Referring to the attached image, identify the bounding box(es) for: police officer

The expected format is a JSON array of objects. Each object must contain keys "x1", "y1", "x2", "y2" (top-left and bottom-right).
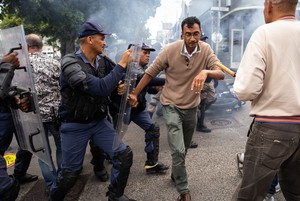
[
  {"x1": 0, "y1": 52, "x2": 31, "y2": 201},
  {"x1": 109, "y1": 43, "x2": 169, "y2": 173},
  {"x1": 49, "y1": 21, "x2": 135, "y2": 201}
]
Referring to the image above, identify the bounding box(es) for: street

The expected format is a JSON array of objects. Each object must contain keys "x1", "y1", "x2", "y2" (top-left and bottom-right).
[{"x1": 7, "y1": 103, "x2": 285, "y2": 201}]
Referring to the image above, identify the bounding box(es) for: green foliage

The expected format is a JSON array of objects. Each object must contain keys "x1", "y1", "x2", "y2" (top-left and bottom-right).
[{"x1": 0, "y1": 0, "x2": 161, "y2": 56}]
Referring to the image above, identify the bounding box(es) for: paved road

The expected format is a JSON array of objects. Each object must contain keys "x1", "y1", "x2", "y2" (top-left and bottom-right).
[{"x1": 7, "y1": 102, "x2": 285, "y2": 201}]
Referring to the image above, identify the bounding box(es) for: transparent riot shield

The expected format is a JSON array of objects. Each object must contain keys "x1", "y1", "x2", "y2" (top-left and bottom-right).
[
  {"x1": 113, "y1": 43, "x2": 142, "y2": 150},
  {"x1": 0, "y1": 25, "x2": 54, "y2": 170}
]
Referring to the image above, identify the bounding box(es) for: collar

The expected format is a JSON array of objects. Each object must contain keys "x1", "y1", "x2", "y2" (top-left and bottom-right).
[
  {"x1": 75, "y1": 49, "x2": 100, "y2": 68},
  {"x1": 183, "y1": 43, "x2": 199, "y2": 59}
]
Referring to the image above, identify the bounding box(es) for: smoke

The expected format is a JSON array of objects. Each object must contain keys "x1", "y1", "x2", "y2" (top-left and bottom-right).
[{"x1": 82, "y1": 0, "x2": 161, "y2": 61}]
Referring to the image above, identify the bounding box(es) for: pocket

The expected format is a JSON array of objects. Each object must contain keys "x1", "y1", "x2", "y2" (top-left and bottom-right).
[{"x1": 252, "y1": 123, "x2": 296, "y2": 170}]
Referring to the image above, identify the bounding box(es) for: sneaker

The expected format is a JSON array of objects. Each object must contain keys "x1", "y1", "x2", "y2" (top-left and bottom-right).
[
  {"x1": 236, "y1": 153, "x2": 243, "y2": 176},
  {"x1": 275, "y1": 183, "x2": 281, "y2": 193},
  {"x1": 263, "y1": 193, "x2": 274, "y2": 201},
  {"x1": 177, "y1": 192, "x2": 191, "y2": 201},
  {"x1": 145, "y1": 161, "x2": 169, "y2": 173}
]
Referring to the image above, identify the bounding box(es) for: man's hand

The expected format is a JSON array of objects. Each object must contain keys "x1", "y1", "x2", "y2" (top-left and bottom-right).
[
  {"x1": 15, "y1": 96, "x2": 30, "y2": 112},
  {"x1": 118, "y1": 49, "x2": 132, "y2": 68},
  {"x1": 191, "y1": 70, "x2": 208, "y2": 94},
  {"x1": 128, "y1": 93, "x2": 138, "y2": 108},
  {"x1": 117, "y1": 81, "x2": 128, "y2": 95},
  {"x1": 1, "y1": 52, "x2": 20, "y2": 68}
]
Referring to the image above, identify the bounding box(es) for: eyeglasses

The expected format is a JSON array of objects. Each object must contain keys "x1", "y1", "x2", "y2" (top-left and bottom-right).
[{"x1": 184, "y1": 32, "x2": 201, "y2": 39}]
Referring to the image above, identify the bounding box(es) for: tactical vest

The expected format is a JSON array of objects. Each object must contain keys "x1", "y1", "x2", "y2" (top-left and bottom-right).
[{"x1": 61, "y1": 54, "x2": 108, "y2": 123}]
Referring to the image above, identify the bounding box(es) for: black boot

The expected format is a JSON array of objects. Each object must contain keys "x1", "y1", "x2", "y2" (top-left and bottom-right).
[
  {"x1": 196, "y1": 99, "x2": 211, "y2": 133},
  {"x1": 144, "y1": 134, "x2": 169, "y2": 173},
  {"x1": 1, "y1": 175, "x2": 20, "y2": 201},
  {"x1": 107, "y1": 146, "x2": 135, "y2": 201}
]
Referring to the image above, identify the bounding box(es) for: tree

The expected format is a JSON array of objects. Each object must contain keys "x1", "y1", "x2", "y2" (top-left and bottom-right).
[{"x1": 0, "y1": 0, "x2": 161, "y2": 56}]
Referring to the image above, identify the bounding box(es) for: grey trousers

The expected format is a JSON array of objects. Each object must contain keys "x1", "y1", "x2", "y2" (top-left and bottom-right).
[
  {"x1": 232, "y1": 121, "x2": 300, "y2": 201},
  {"x1": 162, "y1": 104, "x2": 197, "y2": 194}
]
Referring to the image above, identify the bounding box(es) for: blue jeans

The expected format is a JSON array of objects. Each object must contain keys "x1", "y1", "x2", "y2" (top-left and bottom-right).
[{"x1": 38, "y1": 122, "x2": 62, "y2": 189}]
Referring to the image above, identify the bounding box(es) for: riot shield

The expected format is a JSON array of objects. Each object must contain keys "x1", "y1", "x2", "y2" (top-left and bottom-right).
[
  {"x1": 113, "y1": 43, "x2": 142, "y2": 150},
  {"x1": 0, "y1": 25, "x2": 54, "y2": 170}
]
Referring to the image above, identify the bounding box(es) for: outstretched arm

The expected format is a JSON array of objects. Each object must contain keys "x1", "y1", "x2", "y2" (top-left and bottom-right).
[{"x1": 129, "y1": 73, "x2": 153, "y2": 107}]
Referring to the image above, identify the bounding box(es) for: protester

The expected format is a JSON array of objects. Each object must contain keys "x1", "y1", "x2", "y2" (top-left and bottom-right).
[
  {"x1": 26, "y1": 33, "x2": 62, "y2": 194},
  {"x1": 49, "y1": 21, "x2": 136, "y2": 201},
  {"x1": 129, "y1": 16, "x2": 225, "y2": 201},
  {"x1": 232, "y1": 0, "x2": 300, "y2": 200}
]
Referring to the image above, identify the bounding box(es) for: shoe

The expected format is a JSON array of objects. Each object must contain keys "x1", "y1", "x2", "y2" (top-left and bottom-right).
[
  {"x1": 196, "y1": 125, "x2": 211, "y2": 133},
  {"x1": 275, "y1": 183, "x2": 281, "y2": 193},
  {"x1": 145, "y1": 161, "x2": 169, "y2": 173},
  {"x1": 0, "y1": 175, "x2": 20, "y2": 201},
  {"x1": 263, "y1": 193, "x2": 274, "y2": 201},
  {"x1": 94, "y1": 166, "x2": 109, "y2": 182},
  {"x1": 177, "y1": 192, "x2": 191, "y2": 201},
  {"x1": 236, "y1": 153, "x2": 243, "y2": 176},
  {"x1": 14, "y1": 173, "x2": 38, "y2": 184},
  {"x1": 189, "y1": 141, "x2": 198, "y2": 149}
]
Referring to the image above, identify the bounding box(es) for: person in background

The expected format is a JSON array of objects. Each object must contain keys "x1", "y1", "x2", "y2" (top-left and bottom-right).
[
  {"x1": 26, "y1": 33, "x2": 62, "y2": 194},
  {"x1": 196, "y1": 34, "x2": 217, "y2": 133},
  {"x1": 232, "y1": 0, "x2": 300, "y2": 200},
  {"x1": 129, "y1": 16, "x2": 225, "y2": 201},
  {"x1": 50, "y1": 21, "x2": 135, "y2": 201}
]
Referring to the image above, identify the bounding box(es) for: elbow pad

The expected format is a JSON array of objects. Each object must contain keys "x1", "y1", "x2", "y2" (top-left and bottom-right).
[
  {"x1": 61, "y1": 54, "x2": 87, "y2": 88},
  {"x1": 0, "y1": 62, "x2": 15, "y2": 99}
]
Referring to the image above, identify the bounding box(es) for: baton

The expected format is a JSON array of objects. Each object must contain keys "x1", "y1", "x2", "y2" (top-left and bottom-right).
[{"x1": 215, "y1": 62, "x2": 236, "y2": 77}]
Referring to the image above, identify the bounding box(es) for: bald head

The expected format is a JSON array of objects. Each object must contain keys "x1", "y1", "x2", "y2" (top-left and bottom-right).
[
  {"x1": 26, "y1": 34, "x2": 43, "y2": 52},
  {"x1": 264, "y1": 0, "x2": 298, "y2": 23}
]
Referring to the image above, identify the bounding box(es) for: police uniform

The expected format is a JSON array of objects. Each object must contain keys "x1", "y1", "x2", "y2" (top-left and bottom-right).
[
  {"x1": 109, "y1": 43, "x2": 168, "y2": 173},
  {"x1": 50, "y1": 48, "x2": 133, "y2": 201},
  {"x1": 0, "y1": 61, "x2": 20, "y2": 201}
]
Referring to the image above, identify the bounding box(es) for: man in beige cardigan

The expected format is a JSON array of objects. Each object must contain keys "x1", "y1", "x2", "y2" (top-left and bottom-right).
[{"x1": 130, "y1": 16, "x2": 225, "y2": 201}]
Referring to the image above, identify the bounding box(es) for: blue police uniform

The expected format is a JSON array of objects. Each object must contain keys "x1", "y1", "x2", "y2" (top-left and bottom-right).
[
  {"x1": 109, "y1": 69, "x2": 168, "y2": 172},
  {"x1": 50, "y1": 49, "x2": 133, "y2": 201}
]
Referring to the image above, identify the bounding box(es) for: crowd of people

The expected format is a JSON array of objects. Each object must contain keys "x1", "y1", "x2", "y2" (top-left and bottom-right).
[{"x1": 1, "y1": 0, "x2": 300, "y2": 201}]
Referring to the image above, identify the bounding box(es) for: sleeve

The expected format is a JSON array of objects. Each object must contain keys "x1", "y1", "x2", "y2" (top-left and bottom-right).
[{"x1": 233, "y1": 29, "x2": 266, "y2": 101}]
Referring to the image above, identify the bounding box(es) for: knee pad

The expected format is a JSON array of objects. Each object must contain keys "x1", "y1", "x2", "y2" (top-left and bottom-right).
[
  {"x1": 145, "y1": 123, "x2": 160, "y2": 153},
  {"x1": 146, "y1": 123, "x2": 160, "y2": 140},
  {"x1": 113, "y1": 146, "x2": 133, "y2": 170},
  {"x1": 50, "y1": 169, "x2": 81, "y2": 201}
]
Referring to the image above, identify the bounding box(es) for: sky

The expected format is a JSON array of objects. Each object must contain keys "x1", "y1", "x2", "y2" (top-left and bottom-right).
[{"x1": 146, "y1": 0, "x2": 192, "y2": 39}]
